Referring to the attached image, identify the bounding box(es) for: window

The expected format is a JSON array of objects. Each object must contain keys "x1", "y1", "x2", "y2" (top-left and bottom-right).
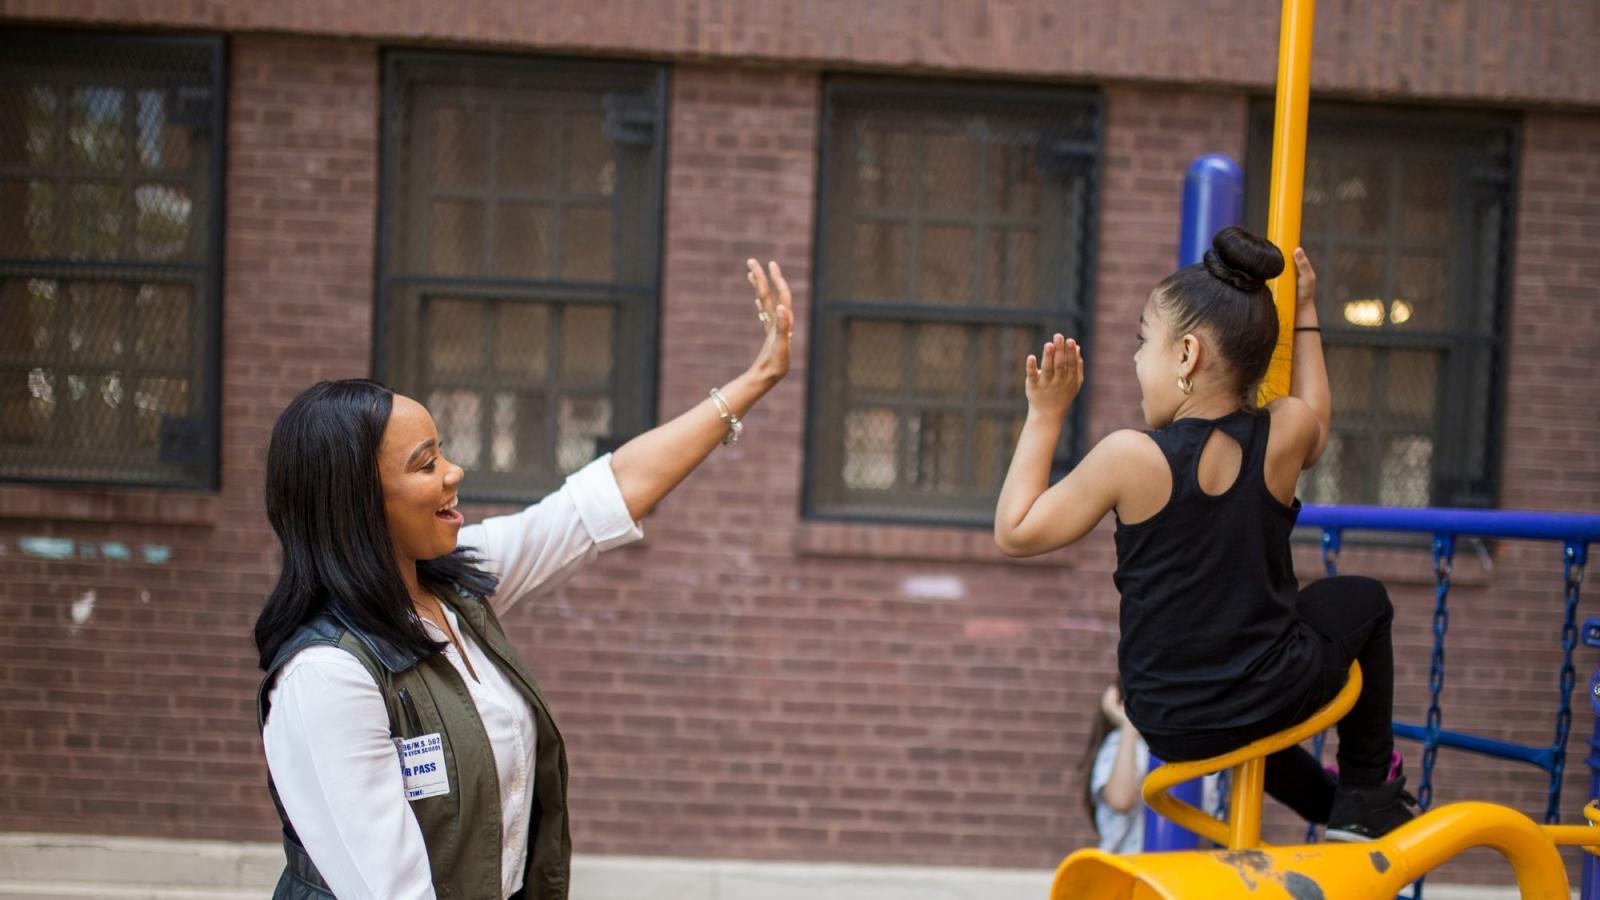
[
  {"x1": 1248, "y1": 106, "x2": 1516, "y2": 509},
  {"x1": 377, "y1": 53, "x2": 665, "y2": 501},
  {"x1": 0, "y1": 32, "x2": 224, "y2": 488},
  {"x1": 806, "y1": 79, "x2": 1101, "y2": 524}
]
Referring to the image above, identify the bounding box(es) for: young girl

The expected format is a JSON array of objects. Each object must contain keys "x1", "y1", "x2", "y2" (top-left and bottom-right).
[
  {"x1": 1084, "y1": 682, "x2": 1148, "y2": 853},
  {"x1": 1084, "y1": 681, "x2": 1221, "y2": 853},
  {"x1": 999, "y1": 227, "x2": 1411, "y2": 842}
]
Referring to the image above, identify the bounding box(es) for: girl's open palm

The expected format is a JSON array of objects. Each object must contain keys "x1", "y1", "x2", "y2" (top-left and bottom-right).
[{"x1": 1025, "y1": 334, "x2": 1084, "y2": 418}]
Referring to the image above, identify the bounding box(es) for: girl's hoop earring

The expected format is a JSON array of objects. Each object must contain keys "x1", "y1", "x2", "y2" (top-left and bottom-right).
[{"x1": 1177, "y1": 375, "x2": 1193, "y2": 395}]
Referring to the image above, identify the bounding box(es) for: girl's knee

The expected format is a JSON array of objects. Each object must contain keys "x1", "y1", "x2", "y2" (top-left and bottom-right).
[
  {"x1": 1309, "y1": 575, "x2": 1392, "y2": 621},
  {"x1": 1346, "y1": 576, "x2": 1393, "y2": 619}
]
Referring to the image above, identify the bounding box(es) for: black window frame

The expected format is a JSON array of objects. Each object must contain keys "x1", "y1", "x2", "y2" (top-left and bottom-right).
[
  {"x1": 803, "y1": 76, "x2": 1103, "y2": 527},
  {"x1": 0, "y1": 29, "x2": 227, "y2": 491},
  {"x1": 374, "y1": 50, "x2": 667, "y2": 504},
  {"x1": 1245, "y1": 102, "x2": 1518, "y2": 511}
]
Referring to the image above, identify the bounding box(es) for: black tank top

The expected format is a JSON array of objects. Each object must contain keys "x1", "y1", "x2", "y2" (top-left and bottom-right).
[{"x1": 1112, "y1": 409, "x2": 1319, "y2": 740}]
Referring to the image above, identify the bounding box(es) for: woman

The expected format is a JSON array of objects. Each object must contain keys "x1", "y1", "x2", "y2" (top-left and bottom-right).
[{"x1": 255, "y1": 260, "x2": 795, "y2": 900}]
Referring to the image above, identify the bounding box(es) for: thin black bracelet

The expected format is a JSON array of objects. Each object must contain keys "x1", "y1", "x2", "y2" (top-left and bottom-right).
[{"x1": 1294, "y1": 326, "x2": 1321, "y2": 333}]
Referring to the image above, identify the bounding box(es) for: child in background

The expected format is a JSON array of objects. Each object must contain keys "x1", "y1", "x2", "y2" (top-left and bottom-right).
[
  {"x1": 1085, "y1": 682, "x2": 1219, "y2": 853},
  {"x1": 1085, "y1": 682, "x2": 1146, "y2": 853}
]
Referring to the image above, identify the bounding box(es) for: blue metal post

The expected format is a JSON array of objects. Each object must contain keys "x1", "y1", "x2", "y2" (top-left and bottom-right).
[
  {"x1": 1178, "y1": 154, "x2": 1245, "y2": 267},
  {"x1": 1143, "y1": 153, "x2": 1244, "y2": 854}
]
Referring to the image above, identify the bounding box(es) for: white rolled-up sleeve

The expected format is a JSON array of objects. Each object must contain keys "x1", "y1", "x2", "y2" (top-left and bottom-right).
[
  {"x1": 262, "y1": 647, "x2": 434, "y2": 900},
  {"x1": 456, "y1": 453, "x2": 644, "y2": 616}
]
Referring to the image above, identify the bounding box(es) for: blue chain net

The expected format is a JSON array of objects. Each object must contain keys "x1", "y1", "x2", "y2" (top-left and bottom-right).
[{"x1": 1549, "y1": 543, "x2": 1586, "y2": 824}]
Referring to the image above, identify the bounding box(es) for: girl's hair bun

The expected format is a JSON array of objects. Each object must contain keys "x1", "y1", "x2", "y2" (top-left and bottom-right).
[{"x1": 1202, "y1": 226, "x2": 1285, "y2": 294}]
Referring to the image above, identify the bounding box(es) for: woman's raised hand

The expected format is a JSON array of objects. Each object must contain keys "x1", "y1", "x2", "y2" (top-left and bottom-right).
[{"x1": 746, "y1": 259, "x2": 795, "y2": 384}]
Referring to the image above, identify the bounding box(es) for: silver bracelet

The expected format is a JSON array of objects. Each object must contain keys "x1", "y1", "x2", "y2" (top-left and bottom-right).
[{"x1": 708, "y1": 387, "x2": 742, "y2": 446}]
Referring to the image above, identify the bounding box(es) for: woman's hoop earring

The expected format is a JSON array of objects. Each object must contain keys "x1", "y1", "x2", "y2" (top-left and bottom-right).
[{"x1": 1177, "y1": 375, "x2": 1193, "y2": 395}]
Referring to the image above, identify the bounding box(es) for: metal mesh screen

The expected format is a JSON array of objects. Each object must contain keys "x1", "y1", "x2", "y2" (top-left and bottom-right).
[
  {"x1": 378, "y1": 54, "x2": 664, "y2": 501},
  {"x1": 809, "y1": 81, "x2": 1100, "y2": 523},
  {"x1": 1250, "y1": 108, "x2": 1515, "y2": 509},
  {"x1": 0, "y1": 32, "x2": 223, "y2": 487}
]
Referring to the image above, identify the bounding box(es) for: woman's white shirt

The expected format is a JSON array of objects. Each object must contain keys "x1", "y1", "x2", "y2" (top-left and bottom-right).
[{"x1": 262, "y1": 454, "x2": 643, "y2": 900}]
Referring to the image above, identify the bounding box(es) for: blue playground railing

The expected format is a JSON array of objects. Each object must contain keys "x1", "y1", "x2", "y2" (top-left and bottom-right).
[{"x1": 1298, "y1": 504, "x2": 1600, "y2": 900}]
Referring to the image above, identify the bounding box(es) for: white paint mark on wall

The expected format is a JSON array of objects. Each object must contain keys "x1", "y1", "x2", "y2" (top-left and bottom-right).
[
  {"x1": 139, "y1": 588, "x2": 151, "y2": 604},
  {"x1": 15, "y1": 539, "x2": 165, "y2": 566},
  {"x1": 20, "y1": 537, "x2": 74, "y2": 560},
  {"x1": 70, "y1": 590, "x2": 96, "y2": 628},
  {"x1": 901, "y1": 575, "x2": 965, "y2": 601}
]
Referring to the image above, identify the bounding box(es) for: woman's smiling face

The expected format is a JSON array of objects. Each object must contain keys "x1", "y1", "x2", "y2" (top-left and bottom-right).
[{"x1": 378, "y1": 394, "x2": 465, "y2": 565}]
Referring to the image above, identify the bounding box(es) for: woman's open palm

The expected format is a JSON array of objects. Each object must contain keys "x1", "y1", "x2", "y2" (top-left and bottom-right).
[{"x1": 746, "y1": 259, "x2": 796, "y2": 383}]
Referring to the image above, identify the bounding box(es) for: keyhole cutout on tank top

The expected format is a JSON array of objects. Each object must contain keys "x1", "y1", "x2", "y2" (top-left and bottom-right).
[{"x1": 1195, "y1": 427, "x2": 1244, "y2": 497}]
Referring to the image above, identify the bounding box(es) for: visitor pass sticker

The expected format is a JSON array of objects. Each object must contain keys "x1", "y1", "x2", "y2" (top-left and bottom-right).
[{"x1": 398, "y1": 733, "x2": 449, "y2": 801}]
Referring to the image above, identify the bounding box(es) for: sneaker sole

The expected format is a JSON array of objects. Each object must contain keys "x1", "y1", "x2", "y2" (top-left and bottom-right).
[{"x1": 1323, "y1": 827, "x2": 1376, "y2": 843}]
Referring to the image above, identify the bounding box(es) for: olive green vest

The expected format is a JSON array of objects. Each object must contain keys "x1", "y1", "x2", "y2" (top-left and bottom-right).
[{"x1": 257, "y1": 590, "x2": 570, "y2": 900}]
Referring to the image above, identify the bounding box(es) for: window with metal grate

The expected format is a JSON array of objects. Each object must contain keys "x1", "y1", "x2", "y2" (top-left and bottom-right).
[
  {"x1": 1247, "y1": 104, "x2": 1517, "y2": 510},
  {"x1": 376, "y1": 52, "x2": 667, "y2": 503},
  {"x1": 0, "y1": 31, "x2": 225, "y2": 489},
  {"x1": 806, "y1": 78, "x2": 1102, "y2": 525}
]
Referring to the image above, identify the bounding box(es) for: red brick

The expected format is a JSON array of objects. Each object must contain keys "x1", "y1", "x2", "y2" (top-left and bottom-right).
[{"x1": 5, "y1": 0, "x2": 1596, "y2": 107}]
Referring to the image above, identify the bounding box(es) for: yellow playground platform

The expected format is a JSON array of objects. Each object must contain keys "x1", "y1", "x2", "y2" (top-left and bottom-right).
[{"x1": 1051, "y1": 662, "x2": 1600, "y2": 898}]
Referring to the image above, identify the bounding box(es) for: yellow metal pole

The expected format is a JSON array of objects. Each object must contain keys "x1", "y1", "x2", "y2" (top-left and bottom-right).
[
  {"x1": 1379, "y1": 803, "x2": 1570, "y2": 900},
  {"x1": 1226, "y1": 758, "x2": 1266, "y2": 848},
  {"x1": 1258, "y1": 0, "x2": 1317, "y2": 405},
  {"x1": 1543, "y1": 800, "x2": 1600, "y2": 853}
]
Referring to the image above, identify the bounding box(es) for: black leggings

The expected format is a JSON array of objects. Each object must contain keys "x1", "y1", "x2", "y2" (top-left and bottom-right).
[{"x1": 1143, "y1": 576, "x2": 1396, "y2": 824}]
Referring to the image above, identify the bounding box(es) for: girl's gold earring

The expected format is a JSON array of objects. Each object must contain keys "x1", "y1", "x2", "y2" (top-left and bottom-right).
[{"x1": 1177, "y1": 375, "x2": 1193, "y2": 395}]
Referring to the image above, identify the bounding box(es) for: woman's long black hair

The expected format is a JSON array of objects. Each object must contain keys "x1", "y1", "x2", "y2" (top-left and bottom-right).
[{"x1": 254, "y1": 379, "x2": 499, "y2": 670}]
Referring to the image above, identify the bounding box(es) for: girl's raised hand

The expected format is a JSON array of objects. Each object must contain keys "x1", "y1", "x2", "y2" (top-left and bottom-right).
[
  {"x1": 1025, "y1": 334, "x2": 1083, "y2": 420},
  {"x1": 1293, "y1": 247, "x2": 1318, "y2": 312}
]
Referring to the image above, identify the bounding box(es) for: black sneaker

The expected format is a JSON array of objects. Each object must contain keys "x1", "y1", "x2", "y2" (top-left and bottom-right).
[{"x1": 1324, "y1": 776, "x2": 1418, "y2": 842}]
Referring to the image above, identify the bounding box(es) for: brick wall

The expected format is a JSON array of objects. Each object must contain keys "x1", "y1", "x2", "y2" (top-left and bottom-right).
[
  {"x1": 1089, "y1": 87, "x2": 1249, "y2": 439},
  {"x1": 2, "y1": 0, "x2": 1597, "y2": 107},
  {"x1": 0, "y1": 35, "x2": 379, "y2": 840},
  {"x1": 1501, "y1": 112, "x2": 1600, "y2": 515},
  {"x1": 1, "y1": 17, "x2": 1599, "y2": 892}
]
